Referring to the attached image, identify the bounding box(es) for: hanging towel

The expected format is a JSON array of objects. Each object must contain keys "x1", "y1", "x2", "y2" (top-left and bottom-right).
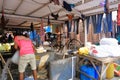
[
  {"x1": 91, "y1": 15, "x2": 97, "y2": 33},
  {"x1": 96, "y1": 13, "x2": 103, "y2": 33}
]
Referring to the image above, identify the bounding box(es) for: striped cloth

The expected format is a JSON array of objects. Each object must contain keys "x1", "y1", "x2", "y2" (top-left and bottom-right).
[{"x1": 40, "y1": 19, "x2": 45, "y2": 42}]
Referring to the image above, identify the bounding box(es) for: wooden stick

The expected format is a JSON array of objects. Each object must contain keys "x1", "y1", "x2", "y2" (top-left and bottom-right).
[{"x1": 0, "y1": 53, "x2": 13, "y2": 80}]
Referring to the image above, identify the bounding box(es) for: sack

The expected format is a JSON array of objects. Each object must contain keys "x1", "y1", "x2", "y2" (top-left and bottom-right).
[{"x1": 11, "y1": 50, "x2": 19, "y2": 64}]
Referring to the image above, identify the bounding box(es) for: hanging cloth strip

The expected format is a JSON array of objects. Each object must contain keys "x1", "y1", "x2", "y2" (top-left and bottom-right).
[
  {"x1": 117, "y1": 26, "x2": 120, "y2": 34},
  {"x1": 106, "y1": 12, "x2": 112, "y2": 32},
  {"x1": 40, "y1": 19, "x2": 45, "y2": 36},
  {"x1": 73, "y1": 20, "x2": 76, "y2": 33},
  {"x1": 103, "y1": 18, "x2": 108, "y2": 33},
  {"x1": 96, "y1": 13, "x2": 103, "y2": 33},
  {"x1": 86, "y1": 16, "x2": 90, "y2": 34},
  {"x1": 91, "y1": 15, "x2": 97, "y2": 33},
  {"x1": 71, "y1": 20, "x2": 74, "y2": 32},
  {"x1": 76, "y1": 18, "x2": 80, "y2": 34},
  {"x1": 30, "y1": 23, "x2": 36, "y2": 41},
  {"x1": 65, "y1": 21, "x2": 72, "y2": 38},
  {"x1": 40, "y1": 18, "x2": 45, "y2": 42}
]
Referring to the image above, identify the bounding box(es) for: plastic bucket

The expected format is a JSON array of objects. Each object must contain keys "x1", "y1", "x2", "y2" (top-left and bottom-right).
[
  {"x1": 80, "y1": 65, "x2": 98, "y2": 80},
  {"x1": 106, "y1": 63, "x2": 114, "y2": 79}
]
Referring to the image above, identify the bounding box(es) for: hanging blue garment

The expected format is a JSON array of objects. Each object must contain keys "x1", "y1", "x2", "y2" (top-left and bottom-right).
[
  {"x1": 116, "y1": 26, "x2": 120, "y2": 43},
  {"x1": 86, "y1": 16, "x2": 90, "y2": 34},
  {"x1": 63, "y1": 1, "x2": 72, "y2": 11},
  {"x1": 91, "y1": 15, "x2": 97, "y2": 33},
  {"x1": 65, "y1": 21, "x2": 72, "y2": 38},
  {"x1": 66, "y1": 21, "x2": 72, "y2": 32},
  {"x1": 30, "y1": 30, "x2": 37, "y2": 41},
  {"x1": 73, "y1": 19, "x2": 79, "y2": 34},
  {"x1": 103, "y1": 18, "x2": 108, "y2": 33},
  {"x1": 45, "y1": 26, "x2": 51, "y2": 33},
  {"x1": 69, "y1": 21, "x2": 72, "y2": 32},
  {"x1": 106, "y1": 12, "x2": 112, "y2": 32},
  {"x1": 96, "y1": 13, "x2": 103, "y2": 33},
  {"x1": 117, "y1": 26, "x2": 120, "y2": 33}
]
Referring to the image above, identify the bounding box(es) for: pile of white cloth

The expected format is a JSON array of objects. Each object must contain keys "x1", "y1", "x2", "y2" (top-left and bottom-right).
[{"x1": 90, "y1": 38, "x2": 120, "y2": 57}]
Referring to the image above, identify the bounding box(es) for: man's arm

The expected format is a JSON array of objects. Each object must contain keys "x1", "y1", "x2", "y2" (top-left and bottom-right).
[{"x1": 14, "y1": 41, "x2": 19, "y2": 50}]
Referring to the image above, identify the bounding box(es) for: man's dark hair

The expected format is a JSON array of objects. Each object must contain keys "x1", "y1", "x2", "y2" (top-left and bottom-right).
[{"x1": 23, "y1": 33, "x2": 29, "y2": 38}]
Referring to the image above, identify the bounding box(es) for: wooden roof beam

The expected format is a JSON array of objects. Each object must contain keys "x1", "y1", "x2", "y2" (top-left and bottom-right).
[
  {"x1": 13, "y1": 0, "x2": 24, "y2": 14},
  {"x1": 17, "y1": 20, "x2": 27, "y2": 26},
  {"x1": 0, "y1": 13, "x2": 64, "y2": 23}
]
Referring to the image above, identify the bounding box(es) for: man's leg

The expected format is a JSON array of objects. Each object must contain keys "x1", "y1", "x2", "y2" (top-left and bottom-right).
[
  {"x1": 32, "y1": 69, "x2": 37, "y2": 80},
  {"x1": 19, "y1": 72, "x2": 24, "y2": 80}
]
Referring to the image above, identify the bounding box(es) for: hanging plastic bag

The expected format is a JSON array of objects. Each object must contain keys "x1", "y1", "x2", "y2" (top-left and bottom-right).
[{"x1": 11, "y1": 50, "x2": 19, "y2": 64}]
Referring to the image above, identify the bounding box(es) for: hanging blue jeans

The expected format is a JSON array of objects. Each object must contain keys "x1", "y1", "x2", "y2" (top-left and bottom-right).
[
  {"x1": 91, "y1": 15, "x2": 97, "y2": 33},
  {"x1": 106, "y1": 12, "x2": 112, "y2": 32},
  {"x1": 73, "y1": 19, "x2": 79, "y2": 34},
  {"x1": 73, "y1": 20, "x2": 76, "y2": 33},
  {"x1": 65, "y1": 21, "x2": 72, "y2": 38},
  {"x1": 96, "y1": 13, "x2": 103, "y2": 33},
  {"x1": 86, "y1": 16, "x2": 90, "y2": 33},
  {"x1": 103, "y1": 18, "x2": 108, "y2": 33},
  {"x1": 117, "y1": 26, "x2": 120, "y2": 33}
]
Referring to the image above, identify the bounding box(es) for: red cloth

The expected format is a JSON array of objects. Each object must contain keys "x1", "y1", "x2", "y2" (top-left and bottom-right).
[
  {"x1": 117, "y1": 4, "x2": 120, "y2": 26},
  {"x1": 66, "y1": 14, "x2": 74, "y2": 21}
]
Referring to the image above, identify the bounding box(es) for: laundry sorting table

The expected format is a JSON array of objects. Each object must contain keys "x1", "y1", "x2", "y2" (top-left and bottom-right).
[{"x1": 77, "y1": 55, "x2": 120, "y2": 80}]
